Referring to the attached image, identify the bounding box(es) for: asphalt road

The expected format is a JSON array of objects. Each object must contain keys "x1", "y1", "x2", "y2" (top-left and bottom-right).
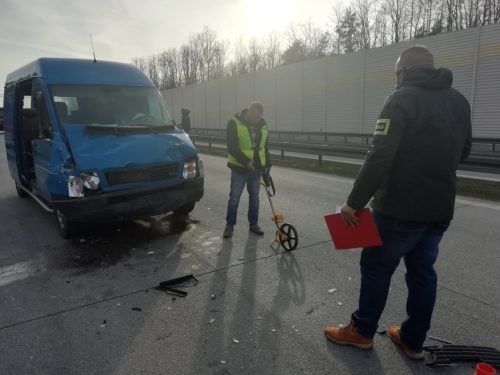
[{"x1": 0, "y1": 141, "x2": 499, "y2": 375}]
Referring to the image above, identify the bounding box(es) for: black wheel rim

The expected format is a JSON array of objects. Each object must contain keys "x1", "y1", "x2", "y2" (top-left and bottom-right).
[{"x1": 278, "y1": 223, "x2": 298, "y2": 251}]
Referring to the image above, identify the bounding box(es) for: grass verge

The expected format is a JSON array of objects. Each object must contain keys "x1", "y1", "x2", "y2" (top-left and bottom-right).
[{"x1": 197, "y1": 145, "x2": 500, "y2": 202}]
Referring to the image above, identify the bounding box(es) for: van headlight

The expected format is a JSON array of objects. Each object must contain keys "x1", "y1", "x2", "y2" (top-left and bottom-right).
[
  {"x1": 81, "y1": 171, "x2": 100, "y2": 190},
  {"x1": 68, "y1": 176, "x2": 84, "y2": 197},
  {"x1": 183, "y1": 159, "x2": 197, "y2": 179},
  {"x1": 197, "y1": 159, "x2": 204, "y2": 178}
]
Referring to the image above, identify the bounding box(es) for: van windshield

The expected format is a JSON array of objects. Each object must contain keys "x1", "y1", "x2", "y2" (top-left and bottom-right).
[{"x1": 50, "y1": 85, "x2": 175, "y2": 127}]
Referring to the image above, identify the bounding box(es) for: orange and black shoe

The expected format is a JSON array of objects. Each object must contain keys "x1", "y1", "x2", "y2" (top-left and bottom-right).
[
  {"x1": 387, "y1": 326, "x2": 425, "y2": 360},
  {"x1": 324, "y1": 320, "x2": 374, "y2": 349}
]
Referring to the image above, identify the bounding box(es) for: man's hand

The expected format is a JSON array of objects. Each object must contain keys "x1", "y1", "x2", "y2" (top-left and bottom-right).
[
  {"x1": 246, "y1": 160, "x2": 255, "y2": 172},
  {"x1": 340, "y1": 202, "x2": 359, "y2": 227}
]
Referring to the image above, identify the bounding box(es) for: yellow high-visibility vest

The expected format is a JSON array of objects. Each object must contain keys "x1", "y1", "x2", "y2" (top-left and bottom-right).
[{"x1": 227, "y1": 117, "x2": 268, "y2": 168}]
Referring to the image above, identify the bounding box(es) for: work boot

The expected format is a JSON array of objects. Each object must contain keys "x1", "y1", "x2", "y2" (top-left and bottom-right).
[
  {"x1": 387, "y1": 326, "x2": 425, "y2": 360},
  {"x1": 223, "y1": 225, "x2": 233, "y2": 238},
  {"x1": 249, "y1": 224, "x2": 264, "y2": 235},
  {"x1": 324, "y1": 320, "x2": 374, "y2": 349}
]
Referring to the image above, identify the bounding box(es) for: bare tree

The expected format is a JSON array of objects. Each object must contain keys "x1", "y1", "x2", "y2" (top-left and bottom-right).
[
  {"x1": 355, "y1": 0, "x2": 376, "y2": 49},
  {"x1": 247, "y1": 38, "x2": 263, "y2": 71},
  {"x1": 180, "y1": 39, "x2": 201, "y2": 86},
  {"x1": 406, "y1": 0, "x2": 425, "y2": 38},
  {"x1": 146, "y1": 55, "x2": 160, "y2": 87},
  {"x1": 229, "y1": 37, "x2": 249, "y2": 76},
  {"x1": 132, "y1": 57, "x2": 147, "y2": 72},
  {"x1": 157, "y1": 49, "x2": 180, "y2": 89},
  {"x1": 195, "y1": 26, "x2": 220, "y2": 81},
  {"x1": 382, "y1": 0, "x2": 408, "y2": 43},
  {"x1": 287, "y1": 21, "x2": 332, "y2": 58},
  {"x1": 329, "y1": 4, "x2": 346, "y2": 54},
  {"x1": 212, "y1": 42, "x2": 228, "y2": 80},
  {"x1": 373, "y1": 10, "x2": 390, "y2": 45},
  {"x1": 262, "y1": 32, "x2": 283, "y2": 69}
]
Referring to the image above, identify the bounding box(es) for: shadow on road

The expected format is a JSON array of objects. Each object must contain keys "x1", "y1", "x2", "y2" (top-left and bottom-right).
[{"x1": 52, "y1": 214, "x2": 198, "y2": 273}]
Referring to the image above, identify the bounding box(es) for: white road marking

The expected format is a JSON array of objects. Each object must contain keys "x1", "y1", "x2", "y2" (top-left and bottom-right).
[
  {"x1": 0, "y1": 261, "x2": 38, "y2": 287},
  {"x1": 455, "y1": 198, "x2": 500, "y2": 211}
]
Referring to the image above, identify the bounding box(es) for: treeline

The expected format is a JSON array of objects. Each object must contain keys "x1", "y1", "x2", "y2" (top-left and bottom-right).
[{"x1": 133, "y1": 0, "x2": 499, "y2": 89}]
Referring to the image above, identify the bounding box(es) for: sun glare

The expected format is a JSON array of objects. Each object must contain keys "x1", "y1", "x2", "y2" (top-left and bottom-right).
[{"x1": 244, "y1": 0, "x2": 294, "y2": 38}]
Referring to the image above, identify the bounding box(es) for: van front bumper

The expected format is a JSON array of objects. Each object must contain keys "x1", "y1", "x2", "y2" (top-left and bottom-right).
[{"x1": 51, "y1": 178, "x2": 204, "y2": 223}]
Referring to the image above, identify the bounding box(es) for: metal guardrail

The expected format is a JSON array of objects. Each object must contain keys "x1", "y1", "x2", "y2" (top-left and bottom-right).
[{"x1": 189, "y1": 128, "x2": 500, "y2": 173}]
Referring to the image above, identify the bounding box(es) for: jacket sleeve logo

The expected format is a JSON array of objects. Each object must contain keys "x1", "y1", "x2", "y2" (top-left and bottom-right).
[{"x1": 374, "y1": 119, "x2": 390, "y2": 135}]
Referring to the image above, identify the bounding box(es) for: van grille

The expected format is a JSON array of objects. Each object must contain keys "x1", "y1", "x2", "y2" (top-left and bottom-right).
[{"x1": 105, "y1": 164, "x2": 178, "y2": 186}]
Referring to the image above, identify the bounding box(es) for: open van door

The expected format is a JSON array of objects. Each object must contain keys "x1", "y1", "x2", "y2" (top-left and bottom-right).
[{"x1": 31, "y1": 87, "x2": 55, "y2": 198}]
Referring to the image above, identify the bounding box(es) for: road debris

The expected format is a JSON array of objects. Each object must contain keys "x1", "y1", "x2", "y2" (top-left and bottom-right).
[
  {"x1": 337, "y1": 302, "x2": 343, "y2": 306},
  {"x1": 210, "y1": 294, "x2": 217, "y2": 300},
  {"x1": 155, "y1": 274, "x2": 199, "y2": 297},
  {"x1": 328, "y1": 288, "x2": 337, "y2": 294},
  {"x1": 131, "y1": 307, "x2": 142, "y2": 312},
  {"x1": 424, "y1": 345, "x2": 500, "y2": 367},
  {"x1": 209, "y1": 318, "x2": 215, "y2": 324},
  {"x1": 232, "y1": 338, "x2": 240, "y2": 343},
  {"x1": 428, "y1": 335, "x2": 455, "y2": 344}
]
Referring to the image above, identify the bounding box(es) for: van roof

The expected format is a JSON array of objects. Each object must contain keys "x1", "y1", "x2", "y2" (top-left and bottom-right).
[{"x1": 5, "y1": 58, "x2": 154, "y2": 87}]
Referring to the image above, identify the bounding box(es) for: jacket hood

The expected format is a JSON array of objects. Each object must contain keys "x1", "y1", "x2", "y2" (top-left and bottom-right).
[{"x1": 402, "y1": 65, "x2": 453, "y2": 90}]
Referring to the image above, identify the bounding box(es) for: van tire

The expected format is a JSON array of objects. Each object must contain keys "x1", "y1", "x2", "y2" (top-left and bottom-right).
[
  {"x1": 173, "y1": 202, "x2": 195, "y2": 216},
  {"x1": 56, "y1": 209, "x2": 77, "y2": 238},
  {"x1": 15, "y1": 182, "x2": 29, "y2": 198}
]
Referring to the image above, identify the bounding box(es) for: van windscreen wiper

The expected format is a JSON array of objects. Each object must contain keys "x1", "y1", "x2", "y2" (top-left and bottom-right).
[{"x1": 85, "y1": 123, "x2": 175, "y2": 135}]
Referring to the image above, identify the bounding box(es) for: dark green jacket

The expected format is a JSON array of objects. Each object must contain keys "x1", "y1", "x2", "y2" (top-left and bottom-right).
[{"x1": 347, "y1": 65, "x2": 472, "y2": 221}]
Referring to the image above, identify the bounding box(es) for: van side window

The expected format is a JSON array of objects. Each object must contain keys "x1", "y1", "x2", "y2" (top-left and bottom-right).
[{"x1": 34, "y1": 90, "x2": 52, "y2": 138}]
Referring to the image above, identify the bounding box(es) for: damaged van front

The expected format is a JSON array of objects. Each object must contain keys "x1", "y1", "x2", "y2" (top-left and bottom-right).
[{"x1": 3, "y1": 58, "x2": 204, "y2": 237}]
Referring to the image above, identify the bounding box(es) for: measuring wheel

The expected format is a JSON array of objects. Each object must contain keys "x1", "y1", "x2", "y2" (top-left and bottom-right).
[{"x1": 277, "y1": 223, "x2": 299, "y2": 251}]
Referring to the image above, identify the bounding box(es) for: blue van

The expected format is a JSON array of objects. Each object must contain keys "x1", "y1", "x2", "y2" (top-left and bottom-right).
[{"x1": 3, "y1": 58, "x2": 204, "y2": 237}]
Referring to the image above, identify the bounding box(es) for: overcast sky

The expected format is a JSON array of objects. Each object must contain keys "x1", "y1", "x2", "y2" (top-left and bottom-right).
[{"x1": 0, "y1": 0, "x2": 341, "y2": 94}]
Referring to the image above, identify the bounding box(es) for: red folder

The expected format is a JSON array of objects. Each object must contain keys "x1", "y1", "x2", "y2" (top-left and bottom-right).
[{"x1": 324, "y1": 208, "x2": 382, "y2": 250}]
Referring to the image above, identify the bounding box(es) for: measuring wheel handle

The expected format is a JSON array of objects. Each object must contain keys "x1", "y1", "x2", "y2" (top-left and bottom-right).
[{"x1": 278, "y1": 223, "x2": 299, "y2": 251}]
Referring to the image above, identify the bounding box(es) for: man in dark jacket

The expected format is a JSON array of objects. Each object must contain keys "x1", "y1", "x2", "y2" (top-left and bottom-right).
[
  {"x1": 181, "y1": 108, "x2": 191, "y2": 133},
  {"x1": 223, "y1": 101, "x2": 271, "y2": 238},
  {"x1": 324, "y1": 46, "x2": 472, "y2": 359}
]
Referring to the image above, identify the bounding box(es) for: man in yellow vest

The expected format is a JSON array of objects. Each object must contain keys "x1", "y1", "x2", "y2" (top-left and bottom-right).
[{"x1": 223, "y1": 101, "x2": 271, "y2": 238}]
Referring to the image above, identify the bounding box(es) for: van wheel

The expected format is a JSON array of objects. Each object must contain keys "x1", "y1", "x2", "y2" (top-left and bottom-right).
[
  {"x1": 15, "y1": 182, "x2": 29, "y2": 198},
  {"x1": 56, "y1": 210, "x2": 77, "y2": 238},
  {"x1": 173, "y1": 202, "x2": 195, "y2": 216}
]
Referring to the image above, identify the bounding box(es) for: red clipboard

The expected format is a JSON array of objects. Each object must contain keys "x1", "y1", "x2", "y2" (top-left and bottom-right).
[{"x1": 324, "y1": 208, "x2": 382, "y2": 250}]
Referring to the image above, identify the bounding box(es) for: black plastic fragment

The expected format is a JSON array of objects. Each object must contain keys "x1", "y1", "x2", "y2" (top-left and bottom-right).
[
  {"x1": 155, "y1": 274, "x2": 199, "y2": 297},
  {"x1": 424, "y1": 345, "x2": 500, "y2": 368}
]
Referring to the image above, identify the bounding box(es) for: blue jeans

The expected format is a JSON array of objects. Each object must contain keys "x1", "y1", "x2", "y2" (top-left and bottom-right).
[
  {"x1": 351, "y1": 210, "x2": 450, "y2": 351},
  {"x1": 225, "y1": 169, "x2": 261, "y2": 227}
]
